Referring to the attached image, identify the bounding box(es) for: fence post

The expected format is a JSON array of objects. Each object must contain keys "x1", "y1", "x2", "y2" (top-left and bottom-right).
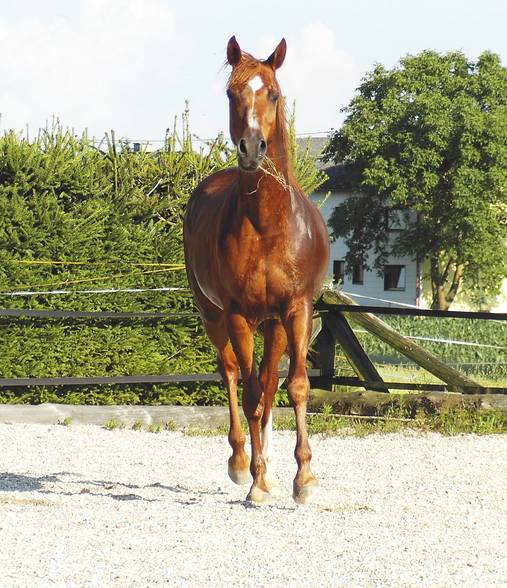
[
  {"x1": 321, "y1": 310, "x2": 389, "y2": 393},
  {"x1": 320, "y1": 289, "x2": 482, "y2": 394},
  {"x1": 310, "y1": 316, "x2": 336, "y2": 391}
]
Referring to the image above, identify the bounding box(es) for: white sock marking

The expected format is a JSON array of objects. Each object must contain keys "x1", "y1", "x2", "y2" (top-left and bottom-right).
[{"x1": 261, "y1": 411, "x2": 273, "y2": 464}]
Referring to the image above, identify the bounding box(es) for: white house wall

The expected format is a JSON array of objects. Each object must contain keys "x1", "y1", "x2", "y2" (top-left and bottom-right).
[{"x1": 312, "y1": 191, "x2": 419, "y2": 307}]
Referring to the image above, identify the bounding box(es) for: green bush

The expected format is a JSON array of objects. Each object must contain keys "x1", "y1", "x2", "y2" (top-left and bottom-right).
[
  {"x1": 0, "y1": 113, "x2": 326, "y2": 405},
  {"x1": 0, "y1": 116, "x2": 233, "y2": 404}
]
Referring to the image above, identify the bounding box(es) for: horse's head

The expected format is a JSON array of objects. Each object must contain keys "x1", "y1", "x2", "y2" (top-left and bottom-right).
[{"x1": 226, "y1": 36, "x2": 286, "y2": 172}]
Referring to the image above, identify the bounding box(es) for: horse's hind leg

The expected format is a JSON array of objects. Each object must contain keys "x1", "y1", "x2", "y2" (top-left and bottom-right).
[
  {"x1": 206, "y1": 319, "x2": 250, "y2": 485},
  {"x1": 258, "y1": 319, "x2": 287, "y2": 492}
]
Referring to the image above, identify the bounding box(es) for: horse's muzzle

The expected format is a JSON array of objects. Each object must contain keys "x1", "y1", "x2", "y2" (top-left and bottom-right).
[{"x1": 237, "y1": 131, "x2": 267, "y2": 172}]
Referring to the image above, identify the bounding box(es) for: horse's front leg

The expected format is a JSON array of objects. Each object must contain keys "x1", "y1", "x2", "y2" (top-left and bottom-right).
[
  {"x1": 217, "y1": 341, "x2": 250, "y2": 485},
  {"x1": 227, "y1": 313, "x2": 270, "y2": 503},
  {"x1": 283, "y1": 299, "x2": 318, "y2": 504}
]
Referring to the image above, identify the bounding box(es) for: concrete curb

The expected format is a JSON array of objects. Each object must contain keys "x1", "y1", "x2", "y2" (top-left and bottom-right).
[{"x1": 0, "y1": 404, "x2": 294, "y2": 427}]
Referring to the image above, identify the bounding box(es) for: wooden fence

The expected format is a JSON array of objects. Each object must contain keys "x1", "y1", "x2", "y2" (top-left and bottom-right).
[{"x1": 0, "y1": 290, "x2": 506, "y2": 396}]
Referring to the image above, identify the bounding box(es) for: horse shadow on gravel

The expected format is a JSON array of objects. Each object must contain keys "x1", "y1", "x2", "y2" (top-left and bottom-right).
[
  {"x1": 0, "y1": 472, "x2": 58, "y2": 493},
  {"x1": 0, "y1": 472, "x2": 226, "y2": 503},
  {"x1": 0, "y1": 471, "x2": 151, "y2": 501}
]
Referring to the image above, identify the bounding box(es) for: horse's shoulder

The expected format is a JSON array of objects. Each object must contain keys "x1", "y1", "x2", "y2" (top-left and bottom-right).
[
  {"x1": 288, "y1": 182, "x2": 328, "y2": 238},
  {"x1": 289, "y1": 183, "x2": 318, "y2": 213},
  {"x1": 193, "y1": 167, "x2": 238, "y2": 200},
  {"x1": 185, "y1": 168, "x2": 238, "y2": 233}
]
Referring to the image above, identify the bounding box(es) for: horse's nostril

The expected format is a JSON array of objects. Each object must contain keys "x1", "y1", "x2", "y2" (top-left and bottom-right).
[
  {"x1": 260, "y1": 140, "x2": 267, "y2": 153},
  {"x1": 239, "y1": 139, "x2": 247, "y2": 155}
]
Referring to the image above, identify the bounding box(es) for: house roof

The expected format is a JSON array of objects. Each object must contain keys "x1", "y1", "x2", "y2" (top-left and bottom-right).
[
  {"x1": 296, "y1": 136, "x2": 330, "y2": 160},
  {"x1": 296, "y1": 136, "x2": 351, "y2": 192}
]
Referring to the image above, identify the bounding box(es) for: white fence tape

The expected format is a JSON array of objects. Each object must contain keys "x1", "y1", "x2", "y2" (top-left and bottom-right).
[
  {"x1": 0, "y1": 287, "x2": 189, "y2": 296},
  {"x1": 353, "y1": 329, "x2": 507, "y2": 350}
]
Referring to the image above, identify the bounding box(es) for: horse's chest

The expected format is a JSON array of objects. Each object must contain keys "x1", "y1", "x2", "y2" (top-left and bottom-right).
[{"x1": 222, "y1": 235, "x2": 294, "y2": 306}]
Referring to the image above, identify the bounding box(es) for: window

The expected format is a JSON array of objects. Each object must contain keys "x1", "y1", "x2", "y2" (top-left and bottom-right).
[
  {"x1": 333, "y1": 260, "x2": 345, "y2": 285},
  {"x1": 384, "y1": 265, "x2": 406, "y2": 291},
  {"x1": 352, "y1": 262, "x2": 364, "y2": 285},
  {"x1": 385, "y1": 208, "x2": 406, "y2": 232}
]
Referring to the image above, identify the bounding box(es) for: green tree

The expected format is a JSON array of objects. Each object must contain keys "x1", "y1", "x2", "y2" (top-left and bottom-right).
[
  {"x1": 286, "y1": 102, "x2": 327, "y2": 194},
  {"x1": 324, "y1": 51, "x2": 507, "y2": 310}
]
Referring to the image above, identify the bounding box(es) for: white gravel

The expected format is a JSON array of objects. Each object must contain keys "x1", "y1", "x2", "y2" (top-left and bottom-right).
[{"x1": 0, "y1": 424, "x2": 506, "y2": 588}]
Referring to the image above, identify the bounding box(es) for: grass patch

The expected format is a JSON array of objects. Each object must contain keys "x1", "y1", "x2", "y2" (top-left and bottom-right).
[
  {"x1": 129, "y1": 420, "x2": 177, "y2": 432},
  {"x1": 103, "y1": 419, "x2": 125, "y2": 431},
  {"x1": 183, "y1": 424, "x2": 229, "y2": 437},
  {"x1": 147, "y1": 423, "x2": 163, "y2": 433},
  {"x1": 418, "y1": 407, "x2": 507, "y2": 435},
  {"x1": 58, "y1": 417, "x2": 73, "y2": 426},
  {"x1": 182, "y1": 405, "x2": 506, "y2": 437}
]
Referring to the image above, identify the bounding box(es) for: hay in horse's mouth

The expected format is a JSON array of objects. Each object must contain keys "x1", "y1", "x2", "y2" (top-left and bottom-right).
[{"x1": 260, "y1": 156, "x2": 288, "y2": 189}]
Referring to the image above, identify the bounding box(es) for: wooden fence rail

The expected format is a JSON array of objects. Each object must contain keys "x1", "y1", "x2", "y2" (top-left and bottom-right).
[{"x1": 0, "y1": 290, "x2": 505, "y2": 395}]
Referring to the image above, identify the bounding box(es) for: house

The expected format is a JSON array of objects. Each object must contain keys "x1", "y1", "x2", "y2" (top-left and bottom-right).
[
  {"x1": 302, "y1": 137, "x2": 507, "y2": 311},
  {"x1": 303, "y1": 137, "x2": 422, "y2": 308}
]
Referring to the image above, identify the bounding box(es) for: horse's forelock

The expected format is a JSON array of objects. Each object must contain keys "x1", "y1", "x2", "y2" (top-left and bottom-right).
[{"x1": 227, "y1": 53, "x2": 277, "y2": 91}]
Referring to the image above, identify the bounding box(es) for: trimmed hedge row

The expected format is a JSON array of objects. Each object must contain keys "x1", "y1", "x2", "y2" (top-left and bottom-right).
[{"x1": 0, "y1": 116, "x2": 326, "y2": 405}]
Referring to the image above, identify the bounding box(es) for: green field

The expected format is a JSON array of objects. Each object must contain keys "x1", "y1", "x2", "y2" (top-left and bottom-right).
[{"x1": 350, "y1": 315, "x2": 507, "y2": 384}]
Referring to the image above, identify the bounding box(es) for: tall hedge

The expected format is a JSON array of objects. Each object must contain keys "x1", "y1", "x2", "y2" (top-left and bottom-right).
[{"x1": 0, "y1": 114, "x2": 326, "y2": 405}]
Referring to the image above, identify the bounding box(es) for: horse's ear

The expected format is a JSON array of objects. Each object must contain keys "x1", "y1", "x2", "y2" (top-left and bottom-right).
[
  {"x1": 266, "y1": 38, "x2": 287, "y2": 70},
  {"x1": 227, "y1": 36, "x2": 242, "y2": 67}
]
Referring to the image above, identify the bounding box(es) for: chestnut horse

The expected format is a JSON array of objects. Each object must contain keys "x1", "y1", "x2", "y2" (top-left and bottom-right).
[{"x1": 183, "y1": 37, "x2": 329, "y2": 504}]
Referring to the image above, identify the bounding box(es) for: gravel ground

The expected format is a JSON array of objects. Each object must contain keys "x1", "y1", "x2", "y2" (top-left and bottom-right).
[{"x1": 0, "y1": 424, "x2": 506, "y2": 588}]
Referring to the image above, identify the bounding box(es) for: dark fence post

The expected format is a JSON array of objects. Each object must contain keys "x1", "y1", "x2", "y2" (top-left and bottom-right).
[
  {"x1": 320, "y1": 289, "x2": 483, "y2": 394},
  {"x1": 323, "y1": 310, "x2": 389, "y2": 393},
  {"x1": 310, "y1": 316, "x2": 336, "y2": 391}
]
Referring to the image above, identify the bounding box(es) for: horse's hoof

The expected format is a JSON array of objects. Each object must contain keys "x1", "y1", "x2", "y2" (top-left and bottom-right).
[
  {"x1": 228, "y1": 459, "x2": 250, "y2": 485},
  {"x1": 293, "y1": 478, "x2": 319, "y2": 505},
  {"x1": 265, "y1": 474, "x2": 281, "y2": 495},
  {"x1": 246, "y1": 484, "x2": 272, "y2": 504}
]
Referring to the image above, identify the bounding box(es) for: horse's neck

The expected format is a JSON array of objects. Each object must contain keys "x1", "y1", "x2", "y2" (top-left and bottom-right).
[
  {"x1": 235, "y1": 139, "x2": 294, "y2": 232},
  {"x1": 237, "y1": 171, "x2": 292, "y2": 232}
]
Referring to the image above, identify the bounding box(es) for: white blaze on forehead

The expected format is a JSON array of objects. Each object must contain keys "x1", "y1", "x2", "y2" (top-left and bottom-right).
[
  {"x1": 248, "y1": 75, "x2": 264, "y2": 92},
  {"x1": 246, "y1": 75, "x2": 264, "y2": 131}
]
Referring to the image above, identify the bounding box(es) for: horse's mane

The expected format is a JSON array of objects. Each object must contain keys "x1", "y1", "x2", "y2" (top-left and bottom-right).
[{"x1": 226, "y1": 53, "x2": 299, "y2": 189}]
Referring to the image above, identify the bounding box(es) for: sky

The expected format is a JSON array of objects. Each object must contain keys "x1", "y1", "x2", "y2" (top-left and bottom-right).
[{"x1": 0, "y1": 0, "x2": 506, "y2": 145}]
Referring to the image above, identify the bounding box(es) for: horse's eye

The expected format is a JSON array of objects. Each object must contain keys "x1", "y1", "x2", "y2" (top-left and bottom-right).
[
  {"x1": 269, "y1": 92, "x2": 279, "y2": 103},
  {"x1": 226, "y1": 89, "x2": 234, "y2": 100}
]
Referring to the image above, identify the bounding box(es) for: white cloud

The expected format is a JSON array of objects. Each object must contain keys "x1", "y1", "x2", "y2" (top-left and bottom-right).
[
  {"x1": 258, "y1": 22, "x2": 361, "y2": 135},
  {"x1": 0, "y1": 0, "x2": 177, "y2": 138}
]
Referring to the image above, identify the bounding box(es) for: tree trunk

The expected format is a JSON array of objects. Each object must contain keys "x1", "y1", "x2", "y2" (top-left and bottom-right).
[
  {"x1": 430, "y1": 257, "x2": 465, "y2": 310},
  {"x1": 430, "y1": 256, "x2": 447, "y2": 310},
  {"x1": 445, "y1": 263, "x2": 465, "y2": 308}
]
